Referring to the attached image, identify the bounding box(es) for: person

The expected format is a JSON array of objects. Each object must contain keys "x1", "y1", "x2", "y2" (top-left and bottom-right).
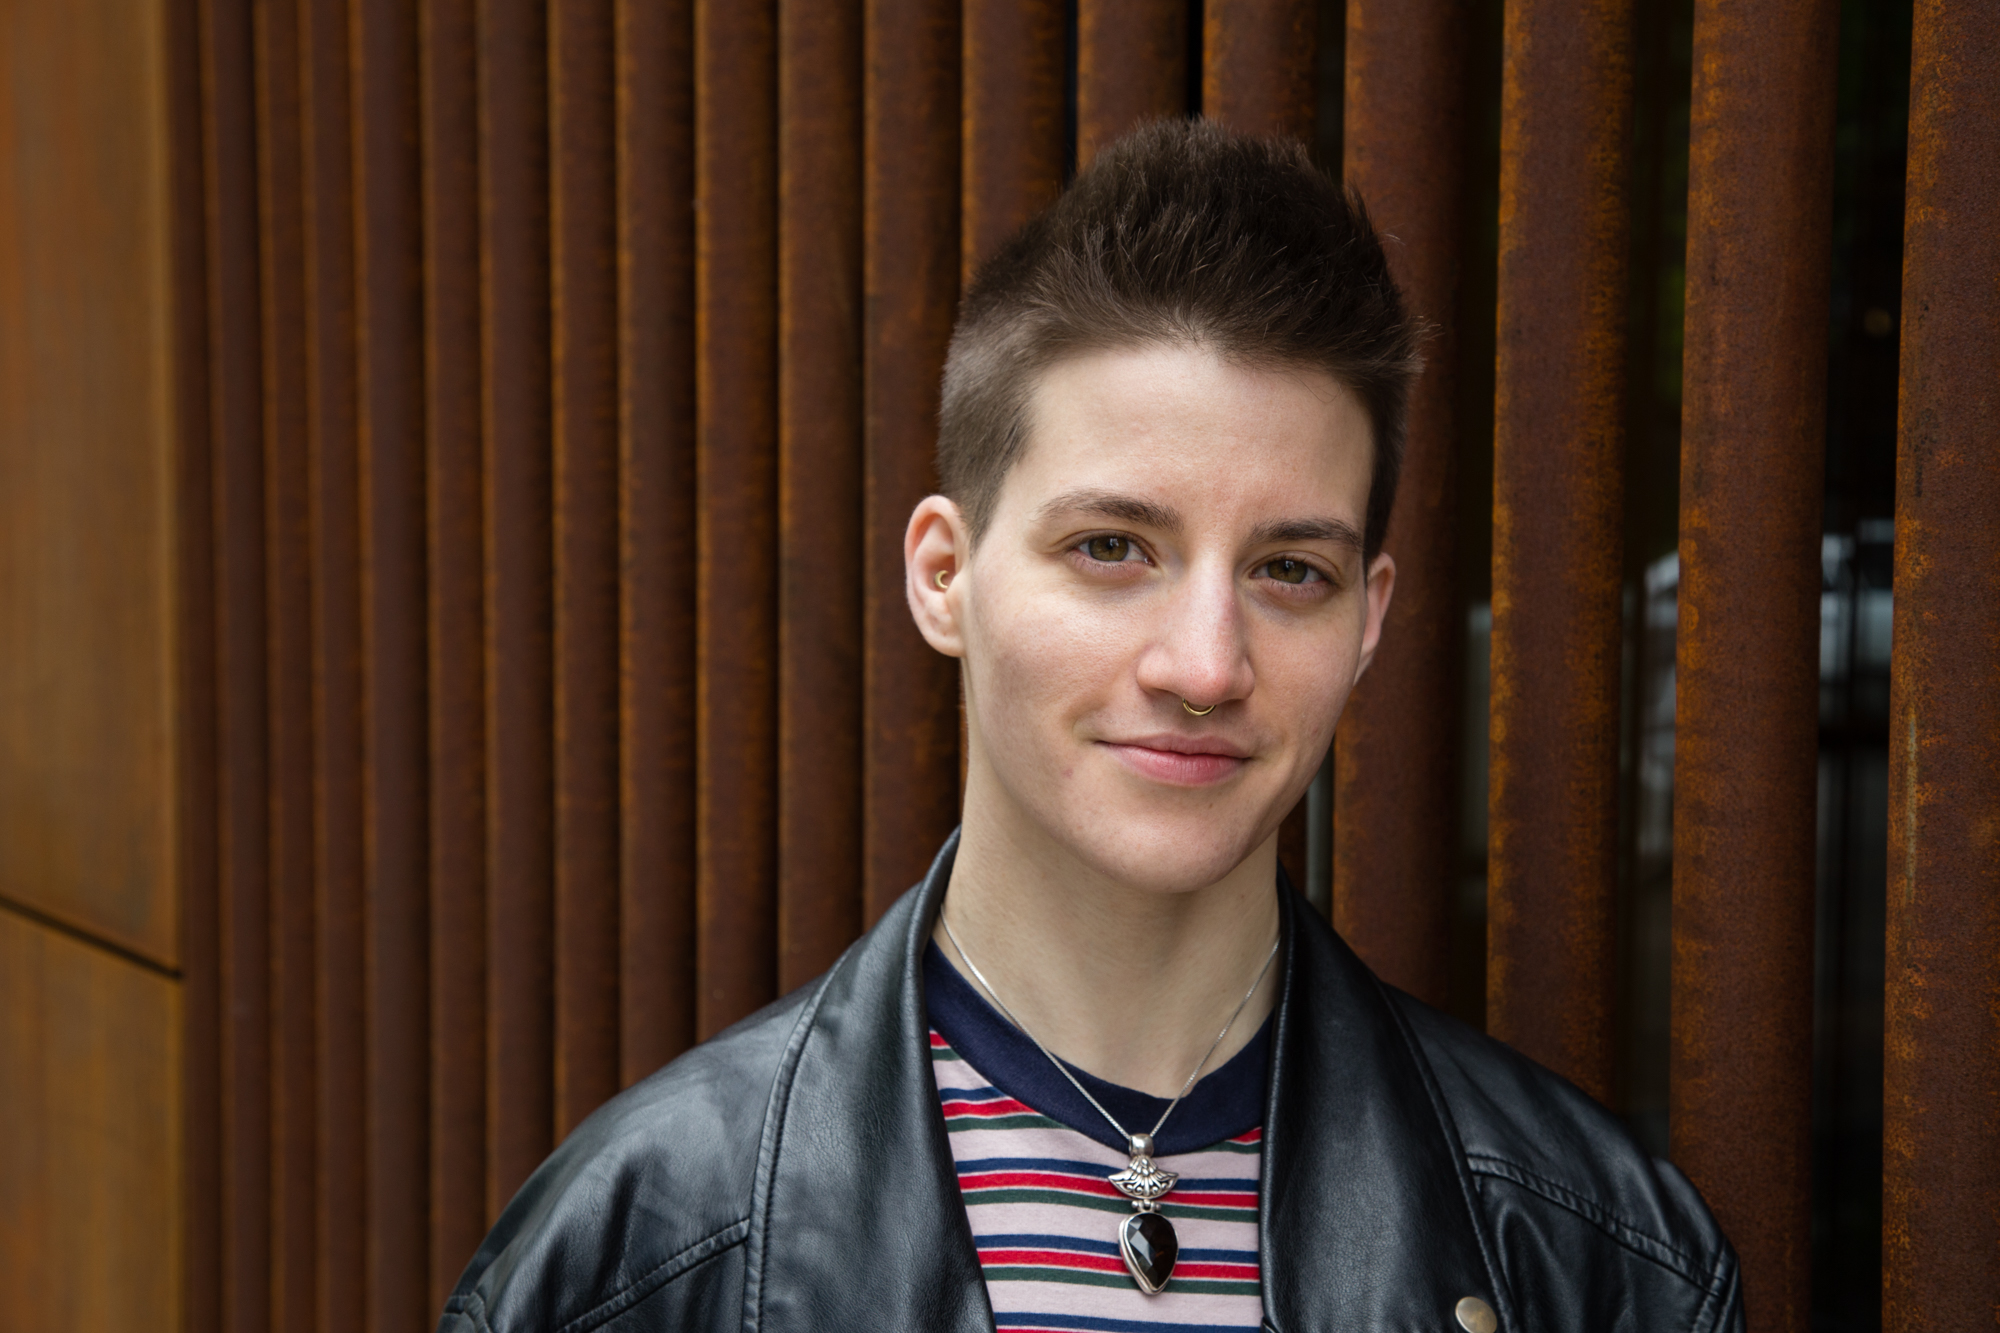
[{"x1": 439, "y1": 120, "x2": 1741, "y2": 1333}]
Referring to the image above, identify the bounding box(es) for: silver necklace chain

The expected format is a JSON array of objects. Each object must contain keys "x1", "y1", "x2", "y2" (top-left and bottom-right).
[{"x1": 938, "y1": 907, "x2": 1281, "y2": 1148}]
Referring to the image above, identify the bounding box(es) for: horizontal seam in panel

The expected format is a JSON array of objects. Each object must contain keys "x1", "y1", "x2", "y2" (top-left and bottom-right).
[
  {"x1": 1465, "y1": 1154, "x2": 1706, "y2": 1284},
  {"x1": 561, "y1": 1217, "x2": 752, "y2": 1333},
  {"x1": 0, "y1": 892, "x2": 182, "y2": 977}
]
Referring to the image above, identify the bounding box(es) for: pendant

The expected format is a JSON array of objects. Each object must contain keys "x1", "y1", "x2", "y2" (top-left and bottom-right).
[{"x1": 1108, "y1": 1134, "x2": 1180, "y2": 1294}]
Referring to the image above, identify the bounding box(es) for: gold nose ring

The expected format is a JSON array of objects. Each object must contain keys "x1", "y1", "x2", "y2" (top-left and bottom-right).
[{"x1": 1181, "y1": 698, "x2": 1216, "y2": 717}]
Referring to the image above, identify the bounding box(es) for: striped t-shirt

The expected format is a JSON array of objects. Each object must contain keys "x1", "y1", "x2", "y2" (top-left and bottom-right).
[{"x1": 926, "y1": 942, "x2": 1268, "y2": 1333}]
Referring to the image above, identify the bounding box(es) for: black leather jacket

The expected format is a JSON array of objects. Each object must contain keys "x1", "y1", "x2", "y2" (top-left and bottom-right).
[{"x1": 441, "y1": 835, "x2": 1743, "y2": 1332}]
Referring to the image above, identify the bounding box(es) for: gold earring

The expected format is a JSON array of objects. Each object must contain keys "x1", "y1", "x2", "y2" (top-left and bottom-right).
[
  {"x1": 1181, "y1": 699, "x2": 1216, "y2": 717},
  {"x1": 933, "y1": 569, "x2": 951, "y2": 590}
]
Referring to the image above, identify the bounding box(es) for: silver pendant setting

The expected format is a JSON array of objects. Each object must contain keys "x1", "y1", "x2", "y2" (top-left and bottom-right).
[{"x1": 1109, "y1": 1134, "x2": 1180, "y2": 1293}]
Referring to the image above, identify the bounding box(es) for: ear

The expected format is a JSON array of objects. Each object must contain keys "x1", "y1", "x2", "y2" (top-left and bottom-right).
[
  {"x1": 1353, "y1": 551, "x2": 1397, "y2": 681},
  {"x1": 905, "y1": 494, "x2": 971, "y2": 658}
]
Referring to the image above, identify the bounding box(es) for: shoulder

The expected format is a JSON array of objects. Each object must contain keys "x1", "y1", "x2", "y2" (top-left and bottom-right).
[
  {"x1": 1388, "y1": 992, "x2": 1744, "y2": 1332},
  {"x1": 439, "y1": 984, "x2": 818, "y2": 1333}
]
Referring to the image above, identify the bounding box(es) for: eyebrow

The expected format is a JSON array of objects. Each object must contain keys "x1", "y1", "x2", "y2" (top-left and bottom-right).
[
  {"x1": 1249, "y1": 516, "x2": 1366, "y2": 552},
  {"x1": 1034, "y1": 487, "x2": 1365, "y2": 553},
  {"x1": 1033, "y1": 488, "x2": 1185, "y2": 533}
]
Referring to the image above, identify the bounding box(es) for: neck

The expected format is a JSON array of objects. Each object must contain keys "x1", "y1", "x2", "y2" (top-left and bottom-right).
[{"x1": 933, "y1": 781, "x2": 1284, "y2": 1100}]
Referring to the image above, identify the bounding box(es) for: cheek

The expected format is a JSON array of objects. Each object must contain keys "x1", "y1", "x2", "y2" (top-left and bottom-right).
[
  {"x1": 1251, "y1": 611, "x2": 1365, "y2": 748},
  {"x1": 966, "y1": 587, "x2": 1142, "y2": 741}
]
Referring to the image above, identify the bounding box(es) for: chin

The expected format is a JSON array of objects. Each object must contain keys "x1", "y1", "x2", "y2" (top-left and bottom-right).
[{"x1": 1053, "y1": 804, "x2": 1274, "y2": 895}]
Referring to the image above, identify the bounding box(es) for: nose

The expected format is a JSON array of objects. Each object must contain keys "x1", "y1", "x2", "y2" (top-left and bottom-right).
[{"x1": 1133, "y1": 561, "x2": 1255, "y2": 711}]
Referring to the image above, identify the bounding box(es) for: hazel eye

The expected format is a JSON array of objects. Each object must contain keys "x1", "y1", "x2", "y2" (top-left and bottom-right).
[
  {"x1": 1262, "y1": 557, "x2": 1320, "y2": 585},
  {"x1": 1084, "y1": 535, "x2": 1137, "y2": 563}
]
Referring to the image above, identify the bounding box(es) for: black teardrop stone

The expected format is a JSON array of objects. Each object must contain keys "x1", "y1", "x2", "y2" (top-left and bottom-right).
[{"x1": 1119, "y1": 1211, "x2": 1179, "y2": 1294}]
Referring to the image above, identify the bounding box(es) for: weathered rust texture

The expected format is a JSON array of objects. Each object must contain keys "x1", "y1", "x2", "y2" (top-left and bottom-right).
[
  {"x1": 1669, "y1": 2, "x2": 1837, "y2": 1326},
  {"x1": 1203, "y1": 0, "x2": 1316, "y2": 141},
  {"x1": 551, "y1": 0, "x2": 624, "y2": 1136},
  {"x1": 353, "y1": 0, "x2": 433, "y2": 1324},
  {"x1": 198, "y1": 2, "x2": 271, "y2": 1328},
  {"x1": 696, "y1": 0, "x2": 780, "y2": 1035},
  {"x1": 616, "y1": 0, "x2": 698, "y2": 1080},
  {"x1": 422, "y1": 0, "x2": 489, "y2": 1296},
  {"x1": 864, "y1": 0, "x2": 962, "y2": 923},
  {"x1": 961, "y1": 0, "x2": 1064, "y2": 279},
  {"x1": 1076, "y1": 0, "x2": 1185, "y2": 168},
  {"x1": 168, "y1": 0, "x2": 222, "y2": 1321},
  {"x1": 1332, "y1": 0, "x2": 1470, "y2": 1011},
  {"x1": 1278, "y1": 797, "x2": 1309, "y2": 889},
  {"x1": 1883, "y1": 1, "x2": 2000, "y2": 1322},
  {"x1": 1487, "y1": 0, "x2": 1633, "y2": 1105},
  {"x1": 478, "y1": 0, "x2": 556, "y2": 1210},
  {"x1": 298, "y1": 3, "x2": 372, "y2": 1325},
  {"x1": 254, "y1": 0, "x2": 324, "y2": 1326},
  {"x1": 777, "y1": 0, "x2": 865, "y2": 990}
]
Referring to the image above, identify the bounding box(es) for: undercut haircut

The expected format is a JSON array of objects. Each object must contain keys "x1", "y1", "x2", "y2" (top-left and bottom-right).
[{"x1": 938, "y1": 119, "x2": 1422, "y2": 560}]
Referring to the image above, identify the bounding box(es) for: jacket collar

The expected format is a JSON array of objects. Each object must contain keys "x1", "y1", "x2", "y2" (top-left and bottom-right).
[{"x1": 747, "y1": 831, "x2": 1503, "y2": 1333}]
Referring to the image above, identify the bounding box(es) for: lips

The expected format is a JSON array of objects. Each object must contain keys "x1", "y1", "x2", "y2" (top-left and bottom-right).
[{"x1": 1100, "y1": 732, "x2": 1252, "y2": 786}]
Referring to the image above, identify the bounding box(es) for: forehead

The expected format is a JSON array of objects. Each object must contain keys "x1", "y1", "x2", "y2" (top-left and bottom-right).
[{"x1": 997, "y1": 343, "x2": 1374, "y2": 530}]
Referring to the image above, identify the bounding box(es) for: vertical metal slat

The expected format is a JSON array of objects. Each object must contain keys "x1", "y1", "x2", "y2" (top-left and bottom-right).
[
  {"x1": 777, "y1": 0, "x2": 865, "y2": 990},
  {"x1": 1076, "y1": 0, "x2": 1186, "y2": 169},
  {"x1": 1669, "y1": 1, "x2": 1838, "y2": 1324},
  {"x1": 615, "y1": 0, "x2": 698, "y2": 1080},
  {"x1": 478, "y1": 0, "x2": 556, "y2": 1211},
  {"x1": 1487, "y1": 0, "x2": 1634, "y2": 1105},
  {"x1": 1203, "y1": 0, "x2": 1316, "y2": 140},
  {"x1": 694, "y1": 0, "x2": 780, "y2": 1035},
  {"x1": 1883, "y1": 1, "x2": 2000, "y2": 1322},
  {"x1": 353, "y1": 0, "x2": 434, "y2": 1324},
  {"x1": 862, "y1": 0, "x2": 962, "y2": 925},
  {"x1": 421, "y1": 0, "x2": 489, "y2": 1294},
  {"x1": 198, "y1": 1, "x2": 273, "y2": 1327},
  {"x1": 961, "y1": 0, "x2": 1065, "y2": 278},
  {"x1": 263, "y1": 0, "x2": 326, "y2": 1324},
  {"x1": 1333, "y1": 0, "x2": 1471, "y2": 1010},
  {"x1": 550, "y1": 0, "x2": 624, "y2": 1136},
  {"x1": 169, "y1": 0, "x2": 224, "y2": 1319}
]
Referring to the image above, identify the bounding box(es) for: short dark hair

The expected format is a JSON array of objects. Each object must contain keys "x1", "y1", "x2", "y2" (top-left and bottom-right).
[{"x1": 938, "y1": 119, "x2": 1421, "y2": 560}]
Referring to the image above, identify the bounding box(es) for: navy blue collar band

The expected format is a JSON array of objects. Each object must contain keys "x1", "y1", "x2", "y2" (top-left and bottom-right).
[{"x1": 923, "y1": 939, "x2": 1270, "y2": 1155}]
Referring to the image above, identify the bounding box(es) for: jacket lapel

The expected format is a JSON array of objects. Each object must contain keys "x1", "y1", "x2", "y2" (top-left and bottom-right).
[
  {"x1": 1261, "y1": 884, "x2": 1506, "y2": 1330},
  {"x1": 747, "y1": 832, "x2": 993, "y2": 1333}
]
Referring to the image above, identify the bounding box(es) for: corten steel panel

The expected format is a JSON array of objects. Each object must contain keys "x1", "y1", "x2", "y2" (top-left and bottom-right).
[
  {"x1": 1486, "y1": 0, "x2": 1633, "y2": 1104},
  {"x1": 353, "y1": 0, "x2": 433, "y2": 1325},
  {"x1": 423, "y1": 0, "x2": 489, "y2": 1295},
  {"x1": 168, "y1": 0, "x2": 223, "y2": 1321},
  {"x1": 1203, "y1": 0, "x2": 1316, "y2": 141},
  {"x1": 295, "y1": 3, "x2": 370, "y2": 1326},
  {"x1": 1076, "y1": 0, "x2": 1185, "y2": 169},
  {"x1": 0, "y1": 914, "x2": 183, "y2": 1332},
  {"x1": 863, "y1": 0, "x2": 962, "y2": 924},
  {"x1": 551, "y1": 0, "x2": 624, "y2": 1137},
  {"x1": 200, "y1": 0, "x2": 276, "y2": 1326},
  {"x1": 478, "y1": 0, "x2": 556, "y2": 1210},
  {"x1": 961, "y1": 0, "x2": 1064, "y2": 280},
  {"x1": 1668, "y1": 2, "x2": 1837, "y2": 1326},
  {"x1": 1332, "y1": 0, "x2": 1471, "y2": 1011},
  {"x1": 615, "y1": 0, "x2": 698, "y2": 1081},
  {"x1": 1884, "y1": 1, "x2": 2000, "y2": 1321},
  {"x1": 778, "y1": 0, "x2": 865, "y2": 990},
  {"x1": 695, "y1": 0, "x2": 779, "y2": 1036},
  {"x1": 0, "y1": 0, "x2": 182, "y2": 968}
]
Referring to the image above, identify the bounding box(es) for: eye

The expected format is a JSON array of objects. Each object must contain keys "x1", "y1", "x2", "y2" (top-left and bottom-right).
[
  {"x1": 1260, "y1": 557, "x2": 1322, "y2": 585},
  {"x1": 1083, "y1": 534, "x2": 1140, "y2": 563}
]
